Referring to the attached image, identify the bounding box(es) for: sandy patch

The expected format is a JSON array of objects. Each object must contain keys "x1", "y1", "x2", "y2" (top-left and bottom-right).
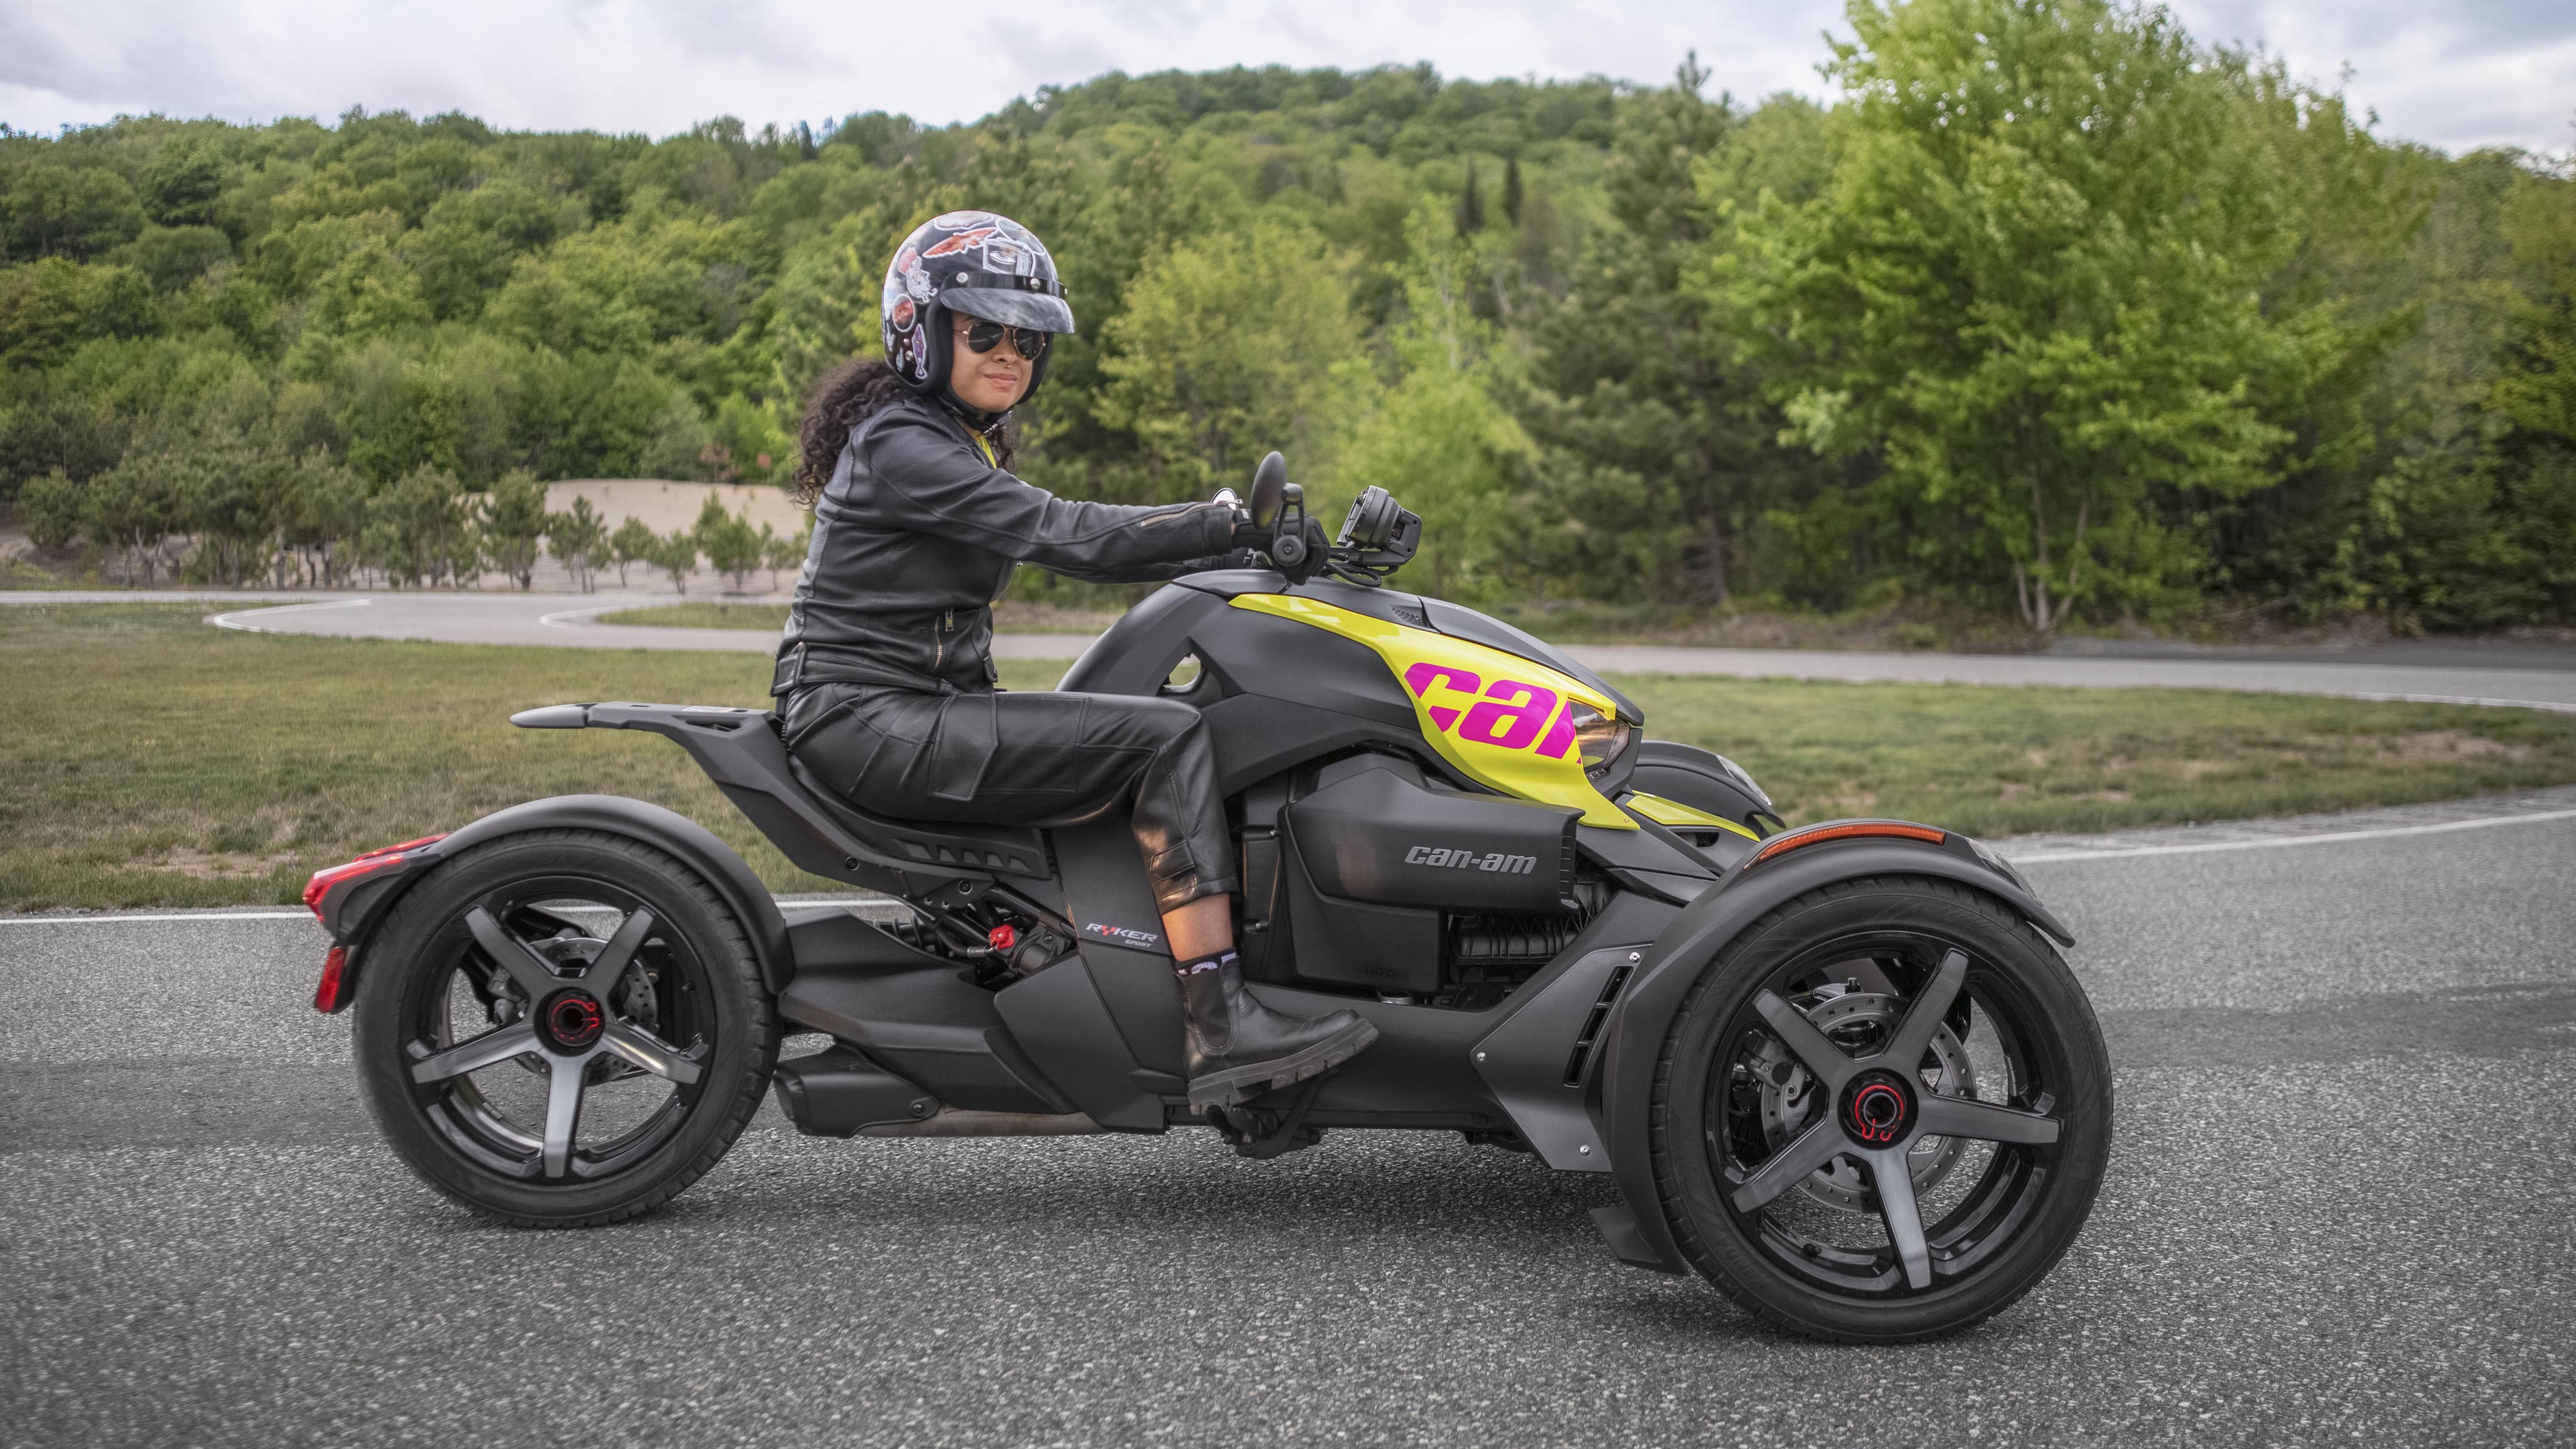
[
  {"x1": 135, "y1": 848, "x2": 296, "y2": 880},
  {"x1": 2392, "y1": 730, "x2": 2529, "y2": 763}
]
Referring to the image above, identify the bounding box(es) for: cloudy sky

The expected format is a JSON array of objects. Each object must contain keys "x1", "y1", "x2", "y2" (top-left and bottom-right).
[{"x1": 4, "y1": 0, "x2": 2570, "y2": 157}]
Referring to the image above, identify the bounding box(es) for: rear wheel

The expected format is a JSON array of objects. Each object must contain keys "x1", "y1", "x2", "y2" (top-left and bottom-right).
[
  {"x1": 352, "y1": 831, "x2": 777, "y2": 1227},
  {"x1": 1649, "y1": 875, "x2": 2110, "y2": 1342}
]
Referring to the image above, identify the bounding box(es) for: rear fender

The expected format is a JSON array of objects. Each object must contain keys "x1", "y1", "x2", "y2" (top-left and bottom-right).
[
  {"x1": 1594, "y1": 831, "x2": 2073, "y2": 1274},
  {"x1": 328, "y1": 794, "x2": 796, "y2": 999}
]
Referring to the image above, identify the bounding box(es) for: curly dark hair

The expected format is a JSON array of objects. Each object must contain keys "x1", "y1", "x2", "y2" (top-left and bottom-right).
[{"x1": 791, "y1": 358, "x2": 1018, "y2": 509}]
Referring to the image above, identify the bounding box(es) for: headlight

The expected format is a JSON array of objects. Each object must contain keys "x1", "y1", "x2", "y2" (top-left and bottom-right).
[{"x1": 1569, "y1": 702, "x2": 1631, "y2": 777}]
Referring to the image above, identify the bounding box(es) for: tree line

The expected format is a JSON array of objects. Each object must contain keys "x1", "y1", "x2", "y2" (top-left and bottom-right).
[
  {"x1": 3, "y1": 0, "x2": 2570, "y2": 630},
  {"x1": 17, "y1": 449, "x2": 804, "y2": 592}
]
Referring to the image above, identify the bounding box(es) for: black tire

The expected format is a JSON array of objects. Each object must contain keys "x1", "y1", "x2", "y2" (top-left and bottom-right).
[
  {"x1": 1649, "y1": 875, "x2": 2111, "y2": 1343},
  {"x1": 352, "y1": 830, "x2": 779, "y2": 1228}
]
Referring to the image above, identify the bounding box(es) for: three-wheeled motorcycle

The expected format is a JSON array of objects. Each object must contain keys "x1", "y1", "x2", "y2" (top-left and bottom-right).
[{"x1": 306, "y1": 460, "x2": 2110, "y2": 1343}]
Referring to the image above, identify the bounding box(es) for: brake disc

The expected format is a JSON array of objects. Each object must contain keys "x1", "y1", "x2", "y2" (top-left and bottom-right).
[{"x1": 1753, "y1": 982, "x2": 1977, "y2": 1213}]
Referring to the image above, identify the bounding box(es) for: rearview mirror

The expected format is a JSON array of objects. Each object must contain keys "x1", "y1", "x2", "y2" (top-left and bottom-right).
[{"x1": 1247, "y1": 452, "x2": 1287, "y2": 530}]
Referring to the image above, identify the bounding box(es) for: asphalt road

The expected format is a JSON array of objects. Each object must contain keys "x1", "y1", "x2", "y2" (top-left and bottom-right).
[{"x1": 4, "y1": 797, "x2": 2572, "y2": 1446}]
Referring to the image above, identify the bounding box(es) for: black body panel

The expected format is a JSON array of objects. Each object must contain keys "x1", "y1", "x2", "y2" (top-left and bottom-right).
[
  {"x1": 1465, "y1": 890, "x2": 1677, "y2": 1169},
  {"x1": 775, "y1": 909, "x2": 1074, "y2": 1115},
  {"x1": 992, "y1": 956, "x2": 1165, "y2": 1131},
  {"x1": 344, "y1": 793, "x2": 797, "y2": 995},
  {"x1": 1633, "y1": 740, "x2": 1767, "y2": 816}
]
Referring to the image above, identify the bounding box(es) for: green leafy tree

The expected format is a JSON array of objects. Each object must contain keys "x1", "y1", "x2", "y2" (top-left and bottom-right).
[
  {"x1": 23, "y1": 447, "x2": 193, "y2": 583},
  {"x1": 608, "y1": 515, "x2": 658, "y2": 587},
  {"x1": 1521, "y1": 57, "x2": 1801, "y2": 607},
  {"x1": 1711, "y1": 0, "x2": 2344, "y2": 629},
  {"x1": 760, "y1": 521, "x2": 809, "y2": 591},
  {"x1": 545, "y1": 494, "x2": 609, "y2": 592},
  {"x1": 115, "y1": 226, "x2": 233, "y2": 293},
  {"x1": 1338, "y1": 204, "x2": 1535, "y2": 599},
  {"x1": 0, "y1": 260, "x2": 160, "y2": 371},
  {"x1": 3, "y1": 165, "x2": 147, "y2": 260},
  {"x1": 480, "y1": 469, "x2": 550, "y2": 589},
  {"x1": 142, "y1": 135, "x2": 229, "y2": 228},
  {"x1": 364, "y1": 464, "x2": 476, "y2": 587},
  {"x1": 1096, "y1": 216, "x2": 1365, "y2": 500},
  {"x1": 651, "y1": 526, "x2": 701, "y2": 596},
  {"x1": 692, "y1": 494, "x2": 763, "y2": 591}
]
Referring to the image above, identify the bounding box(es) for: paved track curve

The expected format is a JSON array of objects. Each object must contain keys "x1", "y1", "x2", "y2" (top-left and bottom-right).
[
  {"x1": 4, "y1": 792, "x2": 2572, "y2": 1446},
  {"x1": 13, "y1": 590, "x2": 2576, "y2": 709}
]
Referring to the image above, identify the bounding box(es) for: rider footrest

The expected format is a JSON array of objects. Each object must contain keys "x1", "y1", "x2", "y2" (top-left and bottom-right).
[{"x1": 1208, "y1": 1074, "x2": 1327, "y2": 1159}]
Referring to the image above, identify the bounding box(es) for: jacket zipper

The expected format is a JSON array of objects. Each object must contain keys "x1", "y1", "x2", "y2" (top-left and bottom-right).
[{"x1": 934, "y1": 608, "x2": 953, "y2": 674}]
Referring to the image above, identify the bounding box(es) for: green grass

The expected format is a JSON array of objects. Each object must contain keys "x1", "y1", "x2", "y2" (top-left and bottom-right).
[
  {"x1": 8, "y1": 603, "x2": 2575, "y2": 910},
  {"x1": 1626, "y1": 674, "x2": 2576, "y2": 836},
  {"x1": 595, "y1": 601, "x2": 1119, "y2": 633}
]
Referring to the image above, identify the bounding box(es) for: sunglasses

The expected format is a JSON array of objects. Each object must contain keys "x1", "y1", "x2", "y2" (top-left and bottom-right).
[{"x1": 956, "y1": 318, "x2": 1050, "y2": 362}]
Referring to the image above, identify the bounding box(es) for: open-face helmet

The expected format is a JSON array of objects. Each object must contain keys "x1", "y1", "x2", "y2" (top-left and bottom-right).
[{"x1": 880, "y1": 211, "x2": 1075, "y2": 416}]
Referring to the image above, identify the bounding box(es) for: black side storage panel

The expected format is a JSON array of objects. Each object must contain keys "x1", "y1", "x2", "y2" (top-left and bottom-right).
[
  {"x1": 1276, "y1": 760, "x2": 1580, "y2": 994},
  {"x1": 1286, "y1": 762, "x2": 1579, "y2": 911},
  {"x1": 1281, "y1": 828, "x2": 1443, "y2": 994}
]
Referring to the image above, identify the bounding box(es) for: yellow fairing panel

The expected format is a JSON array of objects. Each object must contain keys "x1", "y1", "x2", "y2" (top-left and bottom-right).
[
  {"x1": 1228, "y1": 593, "x2": 1636, "y2": 829},
  {"x1": 1626, "y1": 791, "x2": 1760, "y2": 840}
]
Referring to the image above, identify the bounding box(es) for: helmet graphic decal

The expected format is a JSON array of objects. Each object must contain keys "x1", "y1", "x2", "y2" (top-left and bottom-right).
[{"x1": 921, "y1": 227, "x2": 998, "y2": 260}]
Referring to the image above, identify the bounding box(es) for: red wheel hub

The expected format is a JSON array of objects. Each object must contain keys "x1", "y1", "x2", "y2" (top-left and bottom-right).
[
  {"x1": 1839, "y1": 1070, "x2": 1917, "y2": 1147},
  {"x1": 539, "y1": 989, "x2": 604, "y2": 1052}
]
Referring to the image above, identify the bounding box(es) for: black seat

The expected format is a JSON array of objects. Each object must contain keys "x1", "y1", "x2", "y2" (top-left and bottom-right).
[{"x1": 783, "y1": 753, "x2": 1051, "y2": 877}]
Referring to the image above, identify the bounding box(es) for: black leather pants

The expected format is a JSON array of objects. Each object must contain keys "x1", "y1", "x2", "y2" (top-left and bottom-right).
[{"x1": 780, "y1": 684, "x2": 1238, "y2": 913}]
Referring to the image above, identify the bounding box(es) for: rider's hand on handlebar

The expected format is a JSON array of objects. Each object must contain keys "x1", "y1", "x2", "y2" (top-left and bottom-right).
[{"x1": 1276, "y1": 517, "x2": 1329, "y2": 584}]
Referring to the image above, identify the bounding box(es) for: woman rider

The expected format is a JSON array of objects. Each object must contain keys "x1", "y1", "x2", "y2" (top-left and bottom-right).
[{"x1": 774, "y1": 211, "x2": 1376, "y2": 1110}]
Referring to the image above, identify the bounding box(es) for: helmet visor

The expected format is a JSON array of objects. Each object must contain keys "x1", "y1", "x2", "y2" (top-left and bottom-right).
[{"x1": 944, "y1": 288, "x2": 1076, "y2": 335}]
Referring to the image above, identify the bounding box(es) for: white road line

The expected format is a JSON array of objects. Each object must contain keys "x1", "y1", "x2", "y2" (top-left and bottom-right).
[
  {"x1": 206, "y1": 599, "x2": 369, "y2": 633},
  {"x1": 2005, "y1": 806, "x2": 2576, "y2": 864},
  {"x1": 2316, "y1": 691, "x2": 2576, "y2": 716},
  {"x1": 537, "y1": 606, "x2": 623, "y2": 630}
]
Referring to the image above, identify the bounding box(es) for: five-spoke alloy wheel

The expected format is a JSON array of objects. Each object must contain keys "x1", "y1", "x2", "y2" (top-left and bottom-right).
[
  {"x1": 353, "y1": 831, "x2": 777, "y2": 1226},
  {"x1": 1650, "y1": 875, "x2": 2112, "y2": 1342}
]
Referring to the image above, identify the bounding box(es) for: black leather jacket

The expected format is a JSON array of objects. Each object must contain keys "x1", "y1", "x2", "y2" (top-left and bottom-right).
[{"x1": 773, "y1": 394, "x2": 1240, "y2": 695}]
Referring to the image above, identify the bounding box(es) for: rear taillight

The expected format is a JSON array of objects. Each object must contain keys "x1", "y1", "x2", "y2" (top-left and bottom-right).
[
  {"x1": 302, "y1": 833, "x2": 448, "y2": 922},
  {"x1": 314, "y1": 944, "x2": 353, "y2": 1014}
]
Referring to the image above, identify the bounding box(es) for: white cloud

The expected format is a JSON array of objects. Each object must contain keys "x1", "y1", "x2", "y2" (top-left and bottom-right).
[{"x1": 0, "y1": 0, "x2": 2567, "y2": 156}]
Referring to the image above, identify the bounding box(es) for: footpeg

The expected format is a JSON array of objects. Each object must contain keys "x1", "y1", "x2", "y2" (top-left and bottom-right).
[{"x1": 1208, "y1": 1074, "x2": 1327, "y2": 1159}]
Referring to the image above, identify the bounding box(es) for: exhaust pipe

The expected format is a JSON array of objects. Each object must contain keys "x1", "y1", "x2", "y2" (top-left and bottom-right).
[
  {"x1": 772, "y1": 1045, "x2": 936, "y2": 1136},
  {"x1": 772, "y1": 1046, "x2": 1101, "y2": 1138}
]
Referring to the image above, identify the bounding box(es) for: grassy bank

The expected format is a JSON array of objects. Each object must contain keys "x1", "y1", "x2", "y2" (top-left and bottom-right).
[{"x1": 8, "y1": 603, "x2": 2575, "y2": 910}]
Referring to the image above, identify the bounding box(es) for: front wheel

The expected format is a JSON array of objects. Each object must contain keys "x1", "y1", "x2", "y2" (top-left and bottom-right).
[
  {"x1": 1649, "y1": 875, "x2": 2111, "y2": 1342},
  {"x1": 352, "y1": 830, "x2": 778, "y2": 1227}
]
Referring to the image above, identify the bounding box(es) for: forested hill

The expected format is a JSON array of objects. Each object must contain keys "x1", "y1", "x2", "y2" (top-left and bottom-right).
[{"x1": 3, "y1": 0, "x2": 2571, "y2": 631}]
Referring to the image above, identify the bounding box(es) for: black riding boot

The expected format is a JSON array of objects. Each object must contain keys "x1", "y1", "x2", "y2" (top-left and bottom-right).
[{"x1": 1178, "y1": 953, "x2": 1378, "y2": 1110}]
